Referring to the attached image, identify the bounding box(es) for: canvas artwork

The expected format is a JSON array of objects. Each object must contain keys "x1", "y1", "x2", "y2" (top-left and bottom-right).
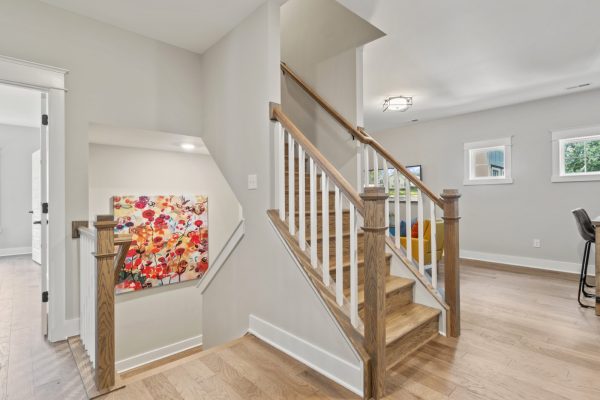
[{"x1": 113, "y1": 195, "x2": 208, "y2": 294}]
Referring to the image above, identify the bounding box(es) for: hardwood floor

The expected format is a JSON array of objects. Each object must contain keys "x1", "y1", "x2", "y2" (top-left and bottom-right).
[
  {"x1": 1, "y1": 255, "x2": 599, "y2": 399},
  {"x1": 0, "y1": 255, "x2": 86, "y2": 400}
]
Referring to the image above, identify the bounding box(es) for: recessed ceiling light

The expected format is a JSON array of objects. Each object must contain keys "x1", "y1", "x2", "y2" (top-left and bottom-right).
[
  {"x1": 180, "y1": 143, "x2": 195, "y2": 151},
  {"x1": 383, "y1": 96, "x2": 413, "y2": 112}
]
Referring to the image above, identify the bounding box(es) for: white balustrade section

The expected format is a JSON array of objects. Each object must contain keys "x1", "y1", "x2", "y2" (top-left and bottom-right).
[
  {"x1": 417, "y1": 189, "x2": 425, "y2": 275},
  {"x1": 430, "y1": 200, "x2": 438, "y2": 289},
  {"x1": 78, "y1": 227, "x2": 97, "y2": 368},
  {"x1": 405, "y1": 177, "x2": 412, "y2": 261},
  {"x1": 274, "y1": 120, "x2": 361, "y2": 329},
  {"x1": 383, "y1": 159, "x2": 389, "y2": 237}
]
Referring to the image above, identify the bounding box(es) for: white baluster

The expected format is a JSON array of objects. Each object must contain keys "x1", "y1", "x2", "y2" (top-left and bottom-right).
[
  {"x1": 322, "y1": 173, "x2": 330, "y2": 286},
  {"x1": 394, "y1": 170, "x2": 400, "y2": 248},
  {"x1": 417, "y1": 189, "x2": 425, "y2": 275},
  {"x1": 335, "y1": 188, "x2": 343, "y2": 306},
  {"x1": 298, "y1": 146, "x2": 306, "y2": 250},
  {"x1": 405, "y1": 177, "x2": 412, "y2": 261},
  {"x1": 430, "y1": 200, "x2": 438, "y2": 289},
  {"x1": 349, "y1": 203, "x2": 358, "y2": 328},
  {"x1": 278, "y1": 124, "x2": 285, "y2": 220},
  {"x1": 288, "y1": 137, "x2": 295, "y2": 235},
  {"x1": 356, "y1": 141, "x2": 362, "y2": 191},
  {"x1": 373, "y1": 148, "x2": 379, "y2": 185},
  {"x1": 310, "y1": 159, "x2": 317, "y2": 268},
  {"x1": 363, "y1": 145, "x2": 369, "y2": 186},
  {"x1": 383, "y1": 159, "x2": 389, "y2": 237}
]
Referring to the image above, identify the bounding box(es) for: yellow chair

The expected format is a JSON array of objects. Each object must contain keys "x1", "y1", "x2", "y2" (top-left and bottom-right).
[{"x1": 399, "y1": 219, "x2": 444, "y2": 265}]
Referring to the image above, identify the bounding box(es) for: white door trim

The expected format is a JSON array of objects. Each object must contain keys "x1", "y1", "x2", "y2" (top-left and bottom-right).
[{"x1": 0, "y1": 54, "x2": 68, "y2": 342}]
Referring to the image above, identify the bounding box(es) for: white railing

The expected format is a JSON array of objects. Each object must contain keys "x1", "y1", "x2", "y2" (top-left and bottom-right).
[
  {"x1": 78, "y1": 226, "x2": 97, "y2": 368},
  {"x1": 359, "y1": 142, "x2": 444, "y2": 292},
  {"x1": 276, "y1": 119, "x2": 362, "y2": 328}
]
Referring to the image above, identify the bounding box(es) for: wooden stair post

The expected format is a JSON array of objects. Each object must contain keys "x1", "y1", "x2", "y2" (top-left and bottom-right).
[
  {"x1": 361, "y1": 186, "x2": 388, "y2": 399},
  {"x1": 441, "y1": 189, "x2": 461, "y2": 337},
  {"x1": 93, "y1": 215, "x2": 118, "y2": 390}
]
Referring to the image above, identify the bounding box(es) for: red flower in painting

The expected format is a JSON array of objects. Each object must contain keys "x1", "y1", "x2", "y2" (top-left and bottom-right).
[
  {"x1": 134, "y1": 201, "x2": 146, "y2": 209},
  {"x1": 153, "y1": 236, "x2": 163, "y2": 244},
  {"x1": 174, "y1": 247, "x2": 185, "y2": 256},
  {"x1": 142, "y1": 209, "x2": 155, "y2": 219},
  {"x1": 194, "y1": 220, "x2": 203, "y2": 227}
]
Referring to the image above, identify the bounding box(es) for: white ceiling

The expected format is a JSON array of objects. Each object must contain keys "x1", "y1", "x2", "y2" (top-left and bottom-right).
[
  {"x1": 40, "y1": 0, "x2": 286, "y2": 54},
  {"x1": 0, "y1": 84, "x2": 41, "y2": 128},
  {"x1": 89, "y1": 123, "x2": 209, "y2": 155},
  {"x1": 338, "y1": 0, "x2": 600, "y2": 132}
]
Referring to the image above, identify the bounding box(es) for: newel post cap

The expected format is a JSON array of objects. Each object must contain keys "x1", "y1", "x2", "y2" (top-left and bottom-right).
[
  {"x1": 441, "y1": 189, "x2": 461, "y2": 200},
  {"x1": 360, "y1": 185, "x2": 388, "y2": 201}
]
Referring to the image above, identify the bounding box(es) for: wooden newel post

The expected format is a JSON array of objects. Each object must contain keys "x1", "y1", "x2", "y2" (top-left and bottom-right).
[
  {"x1": 94, "y1": 215, "x2": 118, "y2": 390},
  {"x1": 361, "y1": 186, "x2": 388, "y2": 399},
  {"x1": 441, "y1": 189, "x2": 461, "y2": 337},
  {"x1": 593, "y1": 219, "x2": 600, "y2": 316}
]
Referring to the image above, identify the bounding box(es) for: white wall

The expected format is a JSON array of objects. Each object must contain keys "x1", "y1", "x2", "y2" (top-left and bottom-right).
[
  {"x1": 88, "y1": 143, "x2": 240, "y2": 365},
  {"x1": 0, "y1": 124, "x2": 39, "y2": 254},
  {"x1": 0, "y1": 0, "x2": 203, "y2": 321},
  {"x1": 200, "y1": 1, "x2": 363, "y2": 392},
  {"x1": 373, "y1": 88, "x2": 600, "y2": 274}
]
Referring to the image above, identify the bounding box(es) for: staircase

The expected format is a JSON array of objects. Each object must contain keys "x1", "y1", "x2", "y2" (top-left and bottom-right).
[
  {"x1": 268, "y1": 63, "x2": 461, "y2": 399},
  {"x1": 284, "y1": 150, "x2": 442, "y2": 370}
]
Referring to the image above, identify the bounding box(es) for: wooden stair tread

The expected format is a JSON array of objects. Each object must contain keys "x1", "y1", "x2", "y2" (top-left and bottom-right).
[
  {"x1": 349, "y1": 276, "x2": 414, "y2": 305},
  {"x1": 329, "y1": 253, "x2": 392, "y2": 272},
  {"x1": 385, "y1": 303, "x2": 440, "y2": 346}
]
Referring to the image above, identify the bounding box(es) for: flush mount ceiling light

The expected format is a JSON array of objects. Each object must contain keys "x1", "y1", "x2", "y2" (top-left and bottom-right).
[
  {"x1": 180, "y1": 143, "x2": 196, "y2": 151},
  {"x1": 383, "y1": 96, "x2": 413, "y2": 112}
]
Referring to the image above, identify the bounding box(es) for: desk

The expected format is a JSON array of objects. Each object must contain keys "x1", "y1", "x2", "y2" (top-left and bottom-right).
[{"x1": 594, "y1": 217, "x2": 600, "y2": 316}]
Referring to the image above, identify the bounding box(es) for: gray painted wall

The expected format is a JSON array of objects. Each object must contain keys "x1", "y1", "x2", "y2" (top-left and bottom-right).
[
  {"x1": 89, "y1": 143, "x2": 240, "y2": 363},
  {"x1": 200, "y1": 0, "x2": 360, "y2": 368},
  {"x1": 372, "y1": 88, "x2": 600, "y2": 274},
  {"x1": 0, "y1": 0, "x2": 203, "y2": 319},
  {"x1": 0, "y1": 124, "x2": 39, "y2": 252}
]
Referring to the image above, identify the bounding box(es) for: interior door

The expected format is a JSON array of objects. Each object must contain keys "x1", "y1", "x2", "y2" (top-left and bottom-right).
[
  {"x1": 40, "y1": 93, "x2": 49, "y2": 336},
  {"x1": 32, "y1": 149, "x2": 41, "y2": 264}
]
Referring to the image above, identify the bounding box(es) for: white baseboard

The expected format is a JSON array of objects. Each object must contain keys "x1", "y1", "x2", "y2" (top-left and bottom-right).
[
  {"x1": 460, "y1": 249, "x2": 588, "y2": 275},
  {"x1": 116, "y1": 335, "x2": 203, "y2": 373},
  {"x1": 0, "y1": 247, "x2": 32, "y2": 257},
  {"x1": 63, "y1": 318, "x2": 80, "y2": 338},
  {"x1": 248, "y1": 314, "x2": 363, "y2": 397}
]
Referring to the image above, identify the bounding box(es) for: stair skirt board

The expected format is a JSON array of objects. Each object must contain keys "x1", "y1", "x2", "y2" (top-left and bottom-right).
[
  {"x1": 389, "y1": 253, "x2": 448, "y2": 336},
  {"x1": 249, "y1": 315, "x2": 363, "y2": 397},
  {"x1": 267, "y1": 217, "x2": 365, "y2": 396}
]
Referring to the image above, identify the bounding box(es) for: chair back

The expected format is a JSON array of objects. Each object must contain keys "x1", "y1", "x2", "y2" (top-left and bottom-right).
[{"x1": 572, "y1": 208, "x2": 595, "y2": 242}]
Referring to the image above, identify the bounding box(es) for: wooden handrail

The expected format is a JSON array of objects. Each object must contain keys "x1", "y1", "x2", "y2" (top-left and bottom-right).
[
  {"x1": 270, "y1": 102, "x2": 364, "y2": 214},
  {"x1": 281, "y1": 62, "x2": 443, "y2": 207}
]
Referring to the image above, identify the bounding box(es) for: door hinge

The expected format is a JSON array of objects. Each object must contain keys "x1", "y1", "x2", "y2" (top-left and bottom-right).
[
  {"x1": 42, "y1": 114, "x2": 48, "y2": 126},
  {"x1": 42, "y1": 202, "x2": 48, "y2": 214},
  {"x1": 42, "y1": 291, "x2": 49, "y2": 303}
]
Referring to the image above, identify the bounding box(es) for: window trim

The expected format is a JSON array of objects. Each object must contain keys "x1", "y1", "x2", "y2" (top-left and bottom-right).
[
  {"x1": 463, "y1": 137, "x2": 513, "y2": 186},
  {"x1": 551, "y1": 125, "x2": 600, "y2": 183}
]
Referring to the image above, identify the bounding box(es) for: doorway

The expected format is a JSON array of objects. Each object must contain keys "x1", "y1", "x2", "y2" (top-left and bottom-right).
[
  {"x1": 0, "y1": 83, "x2": 49, "y2": 336},
  {"x1": 0, "y1": 54, "x2": 67, "y2": 342}
]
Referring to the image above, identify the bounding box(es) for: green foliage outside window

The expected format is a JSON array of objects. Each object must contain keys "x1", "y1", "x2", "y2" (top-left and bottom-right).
[{"x1": 564, "y1": 138, "x2": 600, "y2": 174}]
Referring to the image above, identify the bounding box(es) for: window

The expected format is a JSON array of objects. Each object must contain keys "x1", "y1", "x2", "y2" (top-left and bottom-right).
[
  {"x1": 369, "y1": 165, "x2": 422, "y2": 200},
  {"x1": 464, "y1": 137, "x2": 513, "y2": 185},
  {"x1": 552, "y1": 126, "x2": 600, "y2": 182}
]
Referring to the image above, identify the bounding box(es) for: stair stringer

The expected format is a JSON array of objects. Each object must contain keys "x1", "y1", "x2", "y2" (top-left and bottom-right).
[
  {"x1": 267, "y1": 210, "x2": 369, "y2": 398},
  {"x1": 386, "y1": 239, "x2": 450, "y2": 336}
]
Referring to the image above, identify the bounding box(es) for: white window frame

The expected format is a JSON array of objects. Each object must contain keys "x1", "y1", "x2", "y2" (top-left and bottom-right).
[
  {"x1": 551, "y1": 125, "x2": 600, "y2": 183},
  {"x1": 463, "y1": 137, "x2": 513, "y2": 185}
]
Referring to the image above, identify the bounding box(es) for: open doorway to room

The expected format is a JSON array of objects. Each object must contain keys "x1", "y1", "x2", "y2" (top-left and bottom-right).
[{"x1": 0, "y1": 82, "x2": 50, "y2": 335}]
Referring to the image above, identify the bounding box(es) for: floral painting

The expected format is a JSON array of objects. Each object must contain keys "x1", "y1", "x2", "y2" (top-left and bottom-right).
[{"x1": 113, "y1": 195, "x2": 208, "y2": 294}]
